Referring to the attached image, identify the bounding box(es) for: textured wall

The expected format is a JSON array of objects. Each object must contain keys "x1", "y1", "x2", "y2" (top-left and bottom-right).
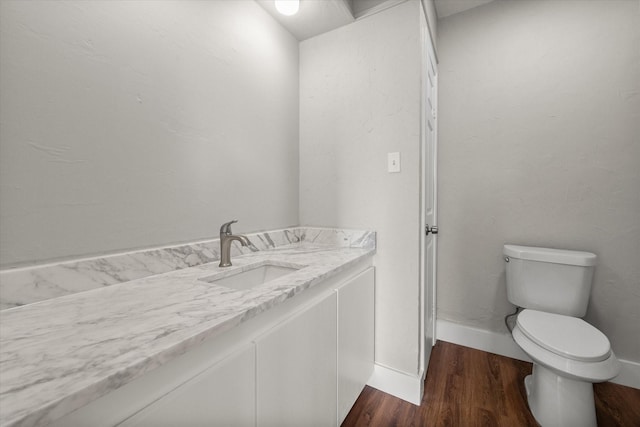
[
  {"x1": 437, "y1": 0, "x2": 640, "y2": 361},
  {"x1": 300, "y1": 1, "x2": 422, "y2": 375},
  {"x1": 0, "y1": 0, "x2": 299, "y2": 267}
]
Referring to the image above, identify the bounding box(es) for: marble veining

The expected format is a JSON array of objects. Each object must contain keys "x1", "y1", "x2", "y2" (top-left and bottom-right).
[
  {"x1": 0, "y1": 227, "x2": 375, "y2": 310},
  {"x1": 0, "y1": 229, "x2": 375, "y2": 427}
]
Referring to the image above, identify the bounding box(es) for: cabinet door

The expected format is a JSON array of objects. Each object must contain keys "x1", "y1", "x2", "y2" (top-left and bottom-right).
[
  {"x1": 256, "y1": 293, "x2": 337, "y2": 427},
  {"x1": 337, "y1": 267, "x2": 375, "y2": 424},
  {"x1": 118, "y1": 343, "x2": 255, "y2": 427}
]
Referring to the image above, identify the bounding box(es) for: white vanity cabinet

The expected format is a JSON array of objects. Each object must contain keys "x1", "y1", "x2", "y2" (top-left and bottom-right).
[
  {"x1": 49, "y1": 340, "x2": 257, "y2": 427},
  {"x1": 337, "y1": 268, "x2": 375, "y2": 424},
  {"x1": 256, "y1": 292, "x2": 338, "y2": 427},
  {"x1": 256, "y1": 267, "x2": 374, "y2": 427},
  {"x1": 119, "y1": 344, "x2": 256, "y2": 427},
  {"x1": 49, "y1": 263, "x2": 374, "y2": 427}
]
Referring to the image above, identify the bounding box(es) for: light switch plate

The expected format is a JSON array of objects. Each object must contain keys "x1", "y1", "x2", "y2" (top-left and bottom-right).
[{"x1": 388, "y1": 152, "x2": 401, "y2": 173}]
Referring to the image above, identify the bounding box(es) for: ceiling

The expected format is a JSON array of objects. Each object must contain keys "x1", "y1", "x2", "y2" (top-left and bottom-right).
[
  {"x1": 256, "y1": 0, "x2": 495, "y2": 41},
  {"x1": 255, "y1": 0, "x2": 354, "y2": 41},
  {"x1": 433, "y1": 0, "x2": 494, "y2": 18}
]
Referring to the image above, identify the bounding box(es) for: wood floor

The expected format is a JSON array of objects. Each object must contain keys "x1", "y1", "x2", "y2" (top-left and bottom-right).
[{"x1": 342, "y1": 341, "x2": 640, "y2": 427}]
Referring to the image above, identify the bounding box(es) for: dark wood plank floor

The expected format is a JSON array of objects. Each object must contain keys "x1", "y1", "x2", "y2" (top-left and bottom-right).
[{"x1": 342, "y1": 341, "x2": 640, "y2": 427}]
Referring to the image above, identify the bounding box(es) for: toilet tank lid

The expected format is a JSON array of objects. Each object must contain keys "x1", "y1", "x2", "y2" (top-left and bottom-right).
[{"x1": 503, "y1": 245, "x2": 597, "y2": 266}]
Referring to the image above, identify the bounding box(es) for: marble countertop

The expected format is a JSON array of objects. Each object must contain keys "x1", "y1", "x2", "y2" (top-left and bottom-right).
[{"x1": 0, "y1": 243, "x2": 374, "y2": 427}]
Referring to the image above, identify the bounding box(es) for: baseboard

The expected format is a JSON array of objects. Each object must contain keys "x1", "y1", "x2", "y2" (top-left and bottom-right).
[
  {"x1": 436, "y1": 319, "x2": 640, "y2": 390},
  {"x1": 615, "y1": 358, "x2": 640, "y2": 389},
  {"x1": 436, "y1": 319, "x2": 532, "y2": 362},
  {"x1": 366, "y1": 363, "x2": 423, "y2": 405}
]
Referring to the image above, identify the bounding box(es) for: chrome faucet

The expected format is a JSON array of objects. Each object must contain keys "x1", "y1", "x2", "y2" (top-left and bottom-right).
[{"x1": 219, "y1": 220, "x2": 250, "y2": 267}]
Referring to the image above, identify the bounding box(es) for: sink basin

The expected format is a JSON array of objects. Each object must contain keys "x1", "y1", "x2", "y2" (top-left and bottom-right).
[{"x1": 199, "y1": 262, "x2": 302, "y2": 291}]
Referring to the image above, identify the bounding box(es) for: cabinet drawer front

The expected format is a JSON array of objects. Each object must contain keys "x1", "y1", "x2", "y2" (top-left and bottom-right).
[
  {"x1": 337, "y1": 267, "x2": 375, "y2": 423},
  {"x1": 119, "y1": 344, "x2": 255, "y2": 427},
  {"x1": 256, "y1": 292, "x2": 338, "y2": 427}
]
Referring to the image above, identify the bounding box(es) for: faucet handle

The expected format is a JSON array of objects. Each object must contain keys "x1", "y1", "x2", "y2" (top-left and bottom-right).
[{"x1": 220, "y1": 220, "x2": 238, "y2": 236}]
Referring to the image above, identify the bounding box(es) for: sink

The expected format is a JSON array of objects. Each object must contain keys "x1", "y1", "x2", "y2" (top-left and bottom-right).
[{"x1": 199, "y1": 262, "x2": 302, "y2": 291}]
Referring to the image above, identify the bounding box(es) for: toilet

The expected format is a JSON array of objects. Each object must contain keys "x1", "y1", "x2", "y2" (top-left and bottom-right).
[{"x1": 503, "y1": 244, "x2": 620, "y2": 427}]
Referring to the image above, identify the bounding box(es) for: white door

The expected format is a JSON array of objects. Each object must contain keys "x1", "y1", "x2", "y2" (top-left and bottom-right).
[{"x1": 419, "y1": 8, "x2": 438, "y2": 377}]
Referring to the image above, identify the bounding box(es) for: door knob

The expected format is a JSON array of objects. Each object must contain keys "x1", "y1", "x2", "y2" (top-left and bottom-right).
[{"x1": 425, "y1": 225, "x2": 438, "y2": 235}]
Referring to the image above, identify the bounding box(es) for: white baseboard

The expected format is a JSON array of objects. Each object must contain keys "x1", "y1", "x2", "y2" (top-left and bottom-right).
[
  {"x1": 366, "y1": 363, "x2": 423, "y2": 405},
  {"x1": 614, "y1": 358, "x2": 640, "y2": 389},
  {"x1": 436, "y1": 319, "x2": 532, "y2": 362},
  {"x1": 436, "y1": 319, "x2": 640, "y2": 390}
]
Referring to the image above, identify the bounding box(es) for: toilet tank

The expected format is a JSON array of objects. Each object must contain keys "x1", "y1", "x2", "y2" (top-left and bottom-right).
[{"x1": 503, "y1": 245, "x2": 597, "y2": 317}]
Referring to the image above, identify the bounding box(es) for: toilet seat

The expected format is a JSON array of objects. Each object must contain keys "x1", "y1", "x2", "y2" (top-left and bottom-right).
[
  {"x1": 513, "y1": 325, "x2": 620, "y2": 382},
  {"x1": 517, "y1": 310, "x2": 611, "y2": 362}
]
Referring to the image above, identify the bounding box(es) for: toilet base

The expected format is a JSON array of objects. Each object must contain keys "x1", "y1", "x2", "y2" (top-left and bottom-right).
[{"x1": 524, "y1": 364, "x2": 597, "y2": 427}]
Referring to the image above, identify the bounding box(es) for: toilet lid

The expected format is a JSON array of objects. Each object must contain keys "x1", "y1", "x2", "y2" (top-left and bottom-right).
[{"x1": 516, "y1": 310, "x2": 611, "y2": 362}]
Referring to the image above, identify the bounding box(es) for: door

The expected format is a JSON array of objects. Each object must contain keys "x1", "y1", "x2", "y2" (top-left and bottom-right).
[{"x1": 419, "y1": 5, "x2": 438, "y2": 378}]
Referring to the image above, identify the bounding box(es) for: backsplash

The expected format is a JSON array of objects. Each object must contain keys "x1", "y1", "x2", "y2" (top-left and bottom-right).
[{"x1": 0, "y1": 227, "x2": 375, "y2": 310}]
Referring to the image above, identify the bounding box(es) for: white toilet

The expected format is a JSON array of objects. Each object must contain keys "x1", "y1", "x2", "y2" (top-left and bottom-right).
[{"x1": 503, "y1": 244, "x2": 620, "y2": 427}]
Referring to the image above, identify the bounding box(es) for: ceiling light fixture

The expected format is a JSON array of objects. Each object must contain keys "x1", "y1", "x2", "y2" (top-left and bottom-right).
[{"x1": 275, "y1": 0, "x2": 299, "y2": 16}]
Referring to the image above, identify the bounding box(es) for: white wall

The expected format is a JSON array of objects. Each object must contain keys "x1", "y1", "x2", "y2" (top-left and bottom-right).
[
  {"x1": 0, "y1": 0, "x2": 299, "y2": 268},
  {"x1": 300, "y1": 1, "x2": 422, "y2": 375},
  {"x1": 437, "y1": 0, "x2": 640, "y2": 361}
]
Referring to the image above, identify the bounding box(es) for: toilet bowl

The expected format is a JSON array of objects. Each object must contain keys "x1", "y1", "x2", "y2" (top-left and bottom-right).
[
  {"x1": 503, "y1": 245, "x2": 620, "y2": 427},
  {"x1": 512, "y1": 311, "x2": 620, "y2": 427},
  {"x1": 514, "y1": 310, "x2": 620, "y2": 382}
]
